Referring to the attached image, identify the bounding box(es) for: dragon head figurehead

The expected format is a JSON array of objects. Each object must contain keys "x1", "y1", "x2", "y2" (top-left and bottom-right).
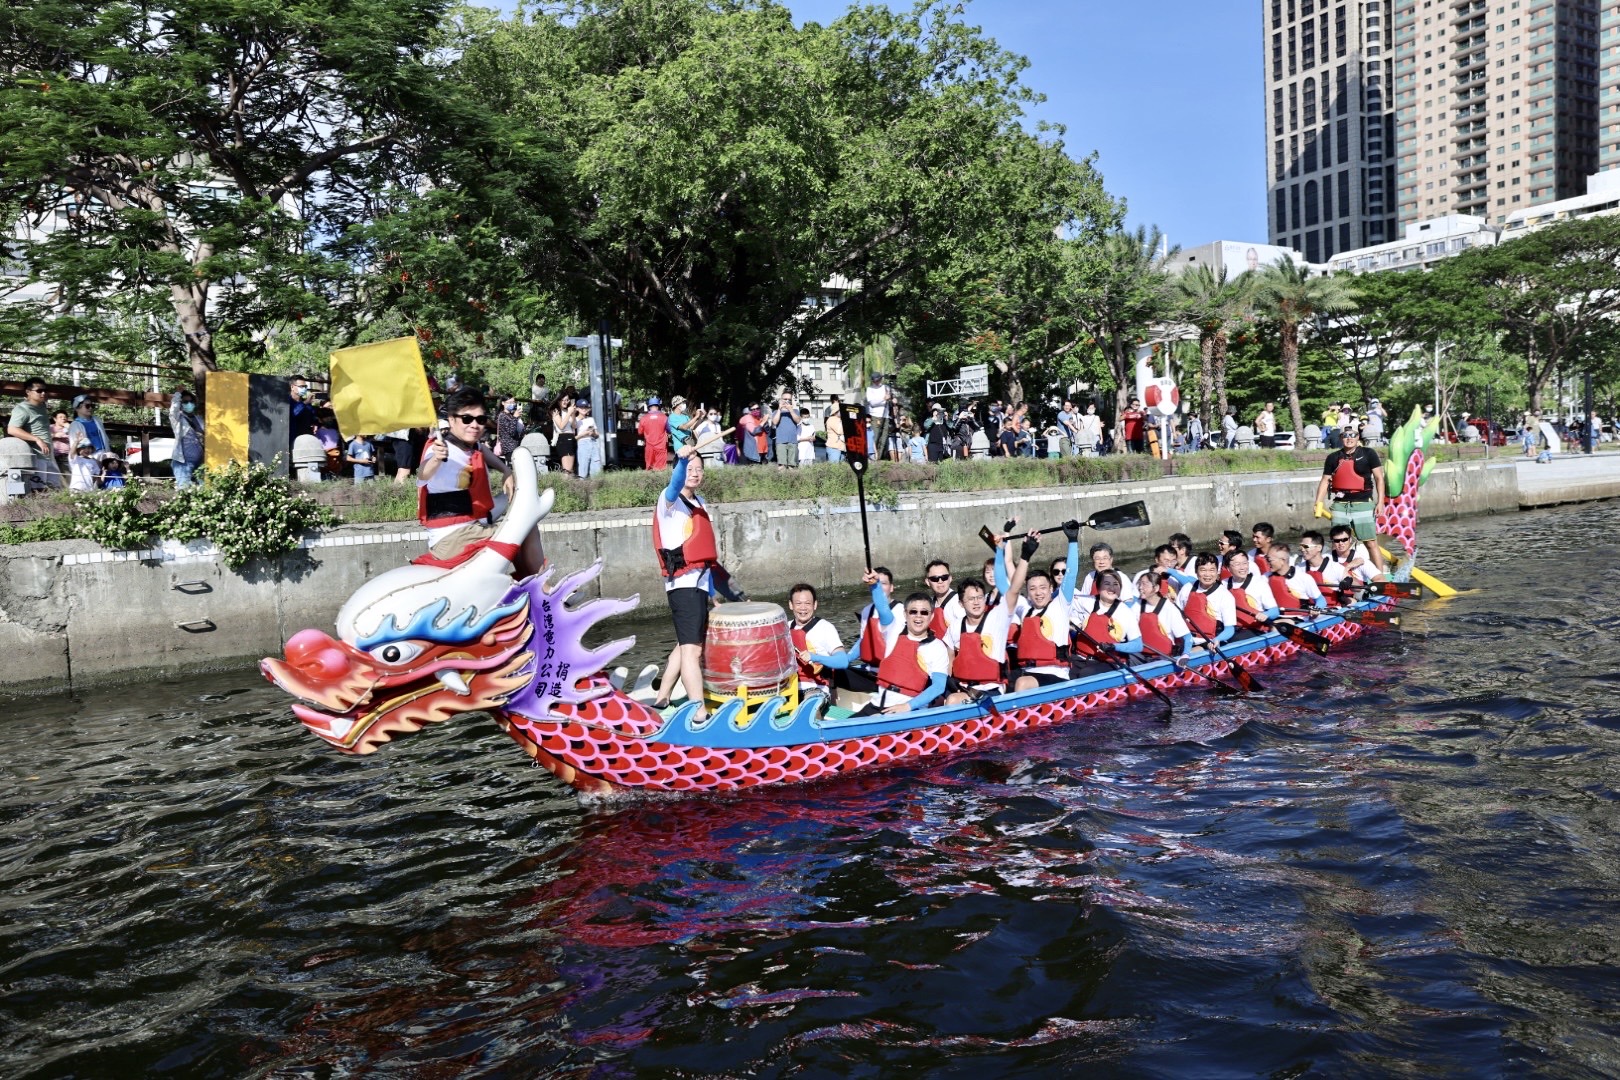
[
  {"x1": 1374, "y1": 406, "x2": 1441, "y2": 567},
  {"x1": 262, "y1": 450, "x2": 642, "y2": 755}
]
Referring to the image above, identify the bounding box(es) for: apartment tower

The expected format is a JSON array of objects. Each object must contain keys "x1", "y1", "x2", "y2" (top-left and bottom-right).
[
  {"x1": 1263, "y1": 0, "x2": 1398, "y2": 262},
  {"x1": 1393, "y1": 0, "x2": 1599, "y2": 226}
]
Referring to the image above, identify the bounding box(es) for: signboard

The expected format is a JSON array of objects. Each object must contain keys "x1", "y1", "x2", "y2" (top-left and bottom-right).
[{"x1": 959, "y1": 364, "x2": 989, "y2": 394}]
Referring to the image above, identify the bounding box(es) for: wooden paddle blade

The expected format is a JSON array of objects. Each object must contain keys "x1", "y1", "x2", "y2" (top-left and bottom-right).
[{"x1": 1084, "y1": 500, "x2": 1150, "y2": 531}]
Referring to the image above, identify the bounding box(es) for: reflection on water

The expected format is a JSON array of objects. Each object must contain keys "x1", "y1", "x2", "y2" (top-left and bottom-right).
[{"x1": 3, "y1": 504, "x2": 1620, "y2": 1075}]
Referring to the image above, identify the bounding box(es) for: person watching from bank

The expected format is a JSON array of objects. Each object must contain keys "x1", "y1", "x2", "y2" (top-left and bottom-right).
[
  {"x1": 168, "y1": 389, "x2": 206, "y2": 489},
  {"x1": 65, "y1": 394, "x2": 110, "y2": 460},
  {"x1": 68, "y1": 437, "x2": 102, "y2": 491},
  {"x1": 347, "y1": 432, "x2": 378, "y2": 483}
]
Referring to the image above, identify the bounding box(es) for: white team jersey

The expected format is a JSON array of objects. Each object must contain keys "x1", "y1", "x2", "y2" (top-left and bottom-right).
[
  {"x1": 1016, "y1": 593, "x2": 1071, "y2": 676},
  {"x1": 654, "y1": 489, "x2": 713, "y2": 593},
  {"x1": 1071, "y1": 594, "x2": 1141, "y2": 644},
  {"x1": 874, "y1": 633, "x2": 951, "y2": 708},
  {"x1": 1296, "y1": 555, "x2": 1349, "y2": 589},
  {"x1": 1227, "y1": 570, "x2": 1276, "y2": 619},
  {"x1": 1332, "y1": 542, "x2": 1378, "y2": 584},
  {"x1": 1177, "y1": 580, "x2": 1239, "y2": 635},
  {"x1": 944, "y1": 605, "x2": 1012, "y2": 664},
  {"x1": 1268, "y1": 565, "x2": 1325, "y2": 608},
  {"x1": 1140, "y1": 596, "x2": 1193, "y2": 648}
]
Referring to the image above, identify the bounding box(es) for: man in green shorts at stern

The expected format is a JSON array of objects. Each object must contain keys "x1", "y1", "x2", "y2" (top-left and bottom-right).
[{"x1": 1314, "y1": 423, "x2": 1387, "y2": 577}]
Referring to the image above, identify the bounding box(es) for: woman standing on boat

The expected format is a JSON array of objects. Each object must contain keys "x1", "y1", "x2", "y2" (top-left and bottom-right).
[{"x1": 651, "y1": 444, "x2": 716, "y2": 714}]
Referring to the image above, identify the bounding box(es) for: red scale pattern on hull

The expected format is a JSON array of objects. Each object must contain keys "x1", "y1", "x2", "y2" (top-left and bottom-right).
[{"x1": 515, "y1": 618, "x2": 1372, "y2": 793}]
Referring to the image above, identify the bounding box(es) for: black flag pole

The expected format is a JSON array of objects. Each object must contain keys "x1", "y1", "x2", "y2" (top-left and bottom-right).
[{"x1": 841, "y1": 402, "x2": 874, "y2": 571}]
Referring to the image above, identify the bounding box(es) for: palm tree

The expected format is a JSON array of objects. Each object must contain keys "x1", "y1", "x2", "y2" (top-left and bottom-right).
[
  {"x1": 1171, "y1": 264, "x2": 1254, "y2": 429},
  {"x1": 1253, "y1": 259, "x2": 1358, "y2": 439},
  {"x1": 1070, "y1": 225, "x2": 1177, "y2": 423}
]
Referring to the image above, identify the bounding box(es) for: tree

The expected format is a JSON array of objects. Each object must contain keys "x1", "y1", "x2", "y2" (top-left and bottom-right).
[
  {"x1": 1171, "y1": 264, "x2": 1254, "y2": 428},
  {"x1": 1253, "y1": 258, "x2": 1358, "y2": 438},
  {"x1": 1068, "y1": 225, "x2": 1177, "y2": 422},
  {"x1": 1444, "y1": 216, "x2": 1620, "y2": 411},
  {"x1": 0, "y1": 0, "x2": 475, "y2": 384},
  {"x1": 453, "y1": 0, "x2": 1115, "y2": 410}
]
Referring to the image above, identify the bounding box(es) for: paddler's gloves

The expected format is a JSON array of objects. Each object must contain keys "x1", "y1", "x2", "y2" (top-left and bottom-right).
[
  {"x1": 1062, "y1": 519, "x2": 1081, "y2": 541},
  {"x1": 1313, "y1": 501, "x2": 1331, "y2": 520},
  {"x1": 1020, "y1": 535, "x2": 1040, "y2": 561}
]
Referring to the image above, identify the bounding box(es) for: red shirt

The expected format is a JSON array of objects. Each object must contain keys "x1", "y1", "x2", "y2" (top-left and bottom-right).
[{"x1": 1122, "y1": 409, "x2": 1145, "y2": 440}]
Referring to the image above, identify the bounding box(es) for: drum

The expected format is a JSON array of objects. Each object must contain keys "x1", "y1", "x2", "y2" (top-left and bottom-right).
[{"x1": 702, "y1": 602, "x2": 796, "y2": 706}]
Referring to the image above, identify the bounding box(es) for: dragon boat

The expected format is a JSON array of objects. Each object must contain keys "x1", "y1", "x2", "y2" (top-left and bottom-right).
[{"x1": 263, "y1": 412, "x2": 1442, "y2": 796}]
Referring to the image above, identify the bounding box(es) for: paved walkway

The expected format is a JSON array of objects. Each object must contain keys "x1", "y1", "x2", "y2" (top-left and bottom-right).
[{"x1": 1512, "y1": 450, "x2": 1620, "y2": 507}]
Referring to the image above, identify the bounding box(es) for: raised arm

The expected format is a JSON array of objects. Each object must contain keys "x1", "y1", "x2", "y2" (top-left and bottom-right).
[{"x1": 663, "y1": 453, "x2": 690, "y2": 503}]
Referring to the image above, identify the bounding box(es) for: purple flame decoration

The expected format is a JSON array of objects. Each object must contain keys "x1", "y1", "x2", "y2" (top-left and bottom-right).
[{"x1": 502, "y1": 560, "x2": 640, "y2": 725}]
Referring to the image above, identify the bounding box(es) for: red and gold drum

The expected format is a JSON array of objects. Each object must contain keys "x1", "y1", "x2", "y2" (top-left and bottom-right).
[{"x1": 702, "y1": 602, "x2": 798, "y2": 712}]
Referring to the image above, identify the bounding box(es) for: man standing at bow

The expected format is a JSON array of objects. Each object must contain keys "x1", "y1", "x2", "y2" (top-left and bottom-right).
[{"x1": 1314, "y1": 423, "x2": 1387, "y2": 577}]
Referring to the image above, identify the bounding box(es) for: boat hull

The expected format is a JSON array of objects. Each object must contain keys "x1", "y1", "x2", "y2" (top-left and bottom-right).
[{"x1": 498, "y1": 612, "x2": 1380, "y2": 794}]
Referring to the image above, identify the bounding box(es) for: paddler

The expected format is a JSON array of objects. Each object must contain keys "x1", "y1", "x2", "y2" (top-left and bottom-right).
[
  {"x1": 788, "y1": 583, "x2": 843, "y2": 698},
  {"x1": 1223, "y1": 549, "x2": 1281, "y2": 634},
  {"x1": 1135, "y1": 570, "x2": 1196, "y2": 658},
  {"x1": 1314, "y1": 423, "x2": 1388, "y2": 577},
  {"x1": 943, "y1": 541, "x2": 1029, "y2": 704},
  {"x1": 1264, "y1": 543, "x2": 1326, "y2": 613},
  {"x1": 417, "y1": 387, "x2": 546, "y2": 576},
  {"x1": 651, "y1": 444, "x2": 717, "y2": 713},
  {"x1": 1248, "y1": 522, "x2": 1276, "y2": 566},
  {"x1": 1070, "y1": 569, "x2": 1143, "y2": 673},
  {"x1": 1215, "y1": 530, "x2": 1244, "y2": 576},
  {"x1": 1296, "y1": 530, "x2": 1351, "y2": 597},
  {"x1": 1135, "y1": 544, "x2": 1193, "y2": 598},
  {"x1": 804, "y1": 567, "x2": 900, "y2": 695},
  {"x1": 922, "y1": 559, "x2": 966, "y2": 638},
  {"x1": 810, "y1": 586, "x2": 950, "y2": 715},
  {"x1": 1012, "y1": 532, "x2": 1077, "y2": 691},
  {"x1": 1177, "y1": 553, "x2": 1238, "y2": 648},
  {"x1": 1327, "y1": 525, "x2": 1382, "y2": 586},
  {"x1": 1078, "y1": 542, "x2": 1117, "y2": 598}
]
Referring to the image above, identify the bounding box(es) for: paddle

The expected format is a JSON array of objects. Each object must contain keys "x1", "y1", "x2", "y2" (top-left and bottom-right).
[
  {"x1": 1236, "y1": 610, "x2": 1332, "y2": 655},
  {"x1": 1138, "y1": 641, "x2": 1243, "y2": 695},
  {"x1": 1346, "y1": 579, "x2": 1421, "y2": 600},
  {"x1": 840, "y1": 402, "x2": 875, "y2": 570},
  {"x1": 1072, "y1": 625, "x2": 1174, "y2": 717},
  {"x1": 1203, "y1": 638, "x2": 1263, "y2": 693},
  {"x1": 978, "y1": 501, "x2": 1151, "y2": 550},
  {"x1": 1281, "y1": 604, "x2": 1399, "y2": 628}
]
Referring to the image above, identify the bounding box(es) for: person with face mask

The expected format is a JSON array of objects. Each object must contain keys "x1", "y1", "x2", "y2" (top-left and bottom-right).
[
  {"x1": 495, "y1": 394, "x2": 525, "y2": 461},
  {"x1": 169, "y1": 389, "x2": 206, "y2": 489},
  {"x1": 288, "y1": 376, "x2": 317, "y2": 453}
]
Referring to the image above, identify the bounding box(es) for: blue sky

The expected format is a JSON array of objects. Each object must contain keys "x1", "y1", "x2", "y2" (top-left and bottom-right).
[{"x1": 786, "y1": 0, "x2": 1265, "y2": 246}]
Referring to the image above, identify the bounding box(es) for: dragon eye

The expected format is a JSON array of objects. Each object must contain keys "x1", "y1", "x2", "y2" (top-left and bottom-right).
[{"x1": 368, "y1": 641, "x2": 424, "y2": 666}]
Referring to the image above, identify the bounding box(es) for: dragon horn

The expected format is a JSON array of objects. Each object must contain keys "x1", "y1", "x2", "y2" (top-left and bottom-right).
[{"x1": 458, "y1": 448, "x2": 553, "y2": 577}]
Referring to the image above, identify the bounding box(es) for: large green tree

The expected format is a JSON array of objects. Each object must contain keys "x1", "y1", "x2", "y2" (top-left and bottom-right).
[
  {"x1": 453, "y1": 0, "x2": 1115, "y2": 409},
  {"x1": 1253, "y1": 258, "x2": 1358, "y2": 439},
  {"x1": 1443, "y1": 216, "x2": 1620, "y2": 411},
  {"x1": 0, "y1": 0, "x2": 472, "y2": 382}
]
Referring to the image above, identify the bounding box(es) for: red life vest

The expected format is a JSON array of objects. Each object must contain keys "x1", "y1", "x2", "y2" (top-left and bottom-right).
[
  {"x1": 417, "y1": 436, "x2": 494, "y2": 528},
  {"x1": 858, "y1": 604, "x2": 890, "y2": 664},
  {"x1": 952, "y1": 612, "x2": 1003, "y2": 684},
  {"x1": 1141, "y1": 599, "x2": 1176, "y2": 656},
  {"x1": 1268, "y1": 567, "x2": 1308, "y2": 610},
  {"x1": 652, "y1": 493, "x2": 719, "y2": 579},
  {"x1": 1330, "y1": 452, "x2": 1371, "y2": 498},
  {"x1": 1184, "y1": 583, "x2": 1225, "y2": 638},
  {"x1": 1230, "y1": 572, "x2": 1266, "y2": 620},
  {"x1": 1016, "y1": 603, "x2": 1068, "y2": 666},
  {"x1": 791, "y1": 617, "x2": 829, "y2": 687},
  {"x1": 1074, "y1": 599, "x2": 1122, "y2": 658},
  {"x1": 1159, "y1": 576, "x2": 1177, "y2": 600},
  {"x1": 1303, "y1": 557, "x2": 1330, "y2": 587},
  {"x1": 877, "y1": 632, "x2": 934, "y2": 695},
  {"x1": 927, "y1": 592, "x2": 956, "y2": 639}
]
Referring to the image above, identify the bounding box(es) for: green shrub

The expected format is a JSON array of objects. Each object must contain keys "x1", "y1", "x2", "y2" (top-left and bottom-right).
[
  {"x1": 79, "y1": 484, "x2": 155, "y2": 550},
  {"x1": 159, "y1": 461, "x2": 335, "y2": 569}
]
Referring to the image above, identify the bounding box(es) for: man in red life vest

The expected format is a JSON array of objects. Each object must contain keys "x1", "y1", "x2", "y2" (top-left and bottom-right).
[
  {"x1": 1248, "y1": 521, "x2": 1276, "y2": 566},
  {"x1": 1327, "y1": 525, "x2": 1382, "y2": 586},
  {"x1": 810, "y1": 588, "x2": 949, "y2": 715},
  {"x1": 1224, "y1": 549, "x2": 1280, "y2": 634},
  {"x1": 1215, "y1": 530, "x2": 1243, "y2": 577},
  {"x1": 922, "y1": 559, "x2": 966, "y2": 638},
  {"x1": 1296, "y1": 530, "x2": 1351, "y2": 596},
  {"x1": 1135, "y1": 543, "x2": 1193, "y2": 598},
  {"x1": 800, "y1": 567, "x2": 900, "y2": 697},
  {"x1": 1012, "y1": 533, "x2": 1075, "y2": 691},
  {"x1": 1264, "y1": 542, "x2": 1326, "y2": 613},
  {"x1": 1135, "y1": 569, "x2": 1196, "y2": 658},
  {"x1": 418, "y1": 387, "x2": 546, "y2": 575},
  {"x1": 651, "y1": 444, "x2": 718, "y2": 712},
  {"x1": 943, "y1": 537, "x2": 1031, "y2": 704},
  {"x1": 1070, "y1": 569, "x2": 1143, "y2": 674},
  {"x1": 1177, "y1": 552, "x2": 1238, "y2": 647},
  {"x1": 1314, "y1": 424, "x2": 1387, "y2": 576},
  {"x1": 788, "y1": 583, "x2": 843, "y2": 698},
  {"x1": 637, "y1": 397, "x2": 669, "y2": 470}
]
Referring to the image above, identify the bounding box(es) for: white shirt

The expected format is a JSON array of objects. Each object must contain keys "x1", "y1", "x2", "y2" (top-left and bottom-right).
[
  {"x1": 1268, "y1": 564, "x2": 1325, "y2": 609},
  {"x1": 1331, "y1": 542, "x2": 1378, "y2": 584},
  {"x1": 1177, "y1": 580, "x2": 1238, "y2": 636},
  {"x1": 1071, "y1": 594, "x2": 1141, "y2": 644},
  {"x1": 654, "y1": 488, "x2": 713, "y2": 593},
  {"x1": 1139, "y1": 596, "x2": 1194, "y2": 649},
  {"x1": 1297, "y1": 555, "x2": 1349, "y2": 589},
  {"x1": 69, "y1": 454, "x2": 101, "y2": 491},
  {"x1": 873, "y1": 629, "x2": 951, "y2": 708},
  {"x1": 794, "y1": 616, "x2": 844, "y2": 690},
  {"x1": 865, "y1": 383, "x2": 891, "y2": 420},
  {"x1": 1227, "y1": 570, "x2": 1276, "y2": 618},
  {"x1": 418, "y1": 436, "x2": 493, "y2": 547},
  {"x1": 1016, "y1": 592, "x2": 1071, "y2": 676}
]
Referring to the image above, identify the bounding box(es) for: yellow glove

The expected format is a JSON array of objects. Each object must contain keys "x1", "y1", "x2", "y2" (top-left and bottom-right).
[{"x1": 1313, "y1": 501, "x2": 1331, "y2": 520}]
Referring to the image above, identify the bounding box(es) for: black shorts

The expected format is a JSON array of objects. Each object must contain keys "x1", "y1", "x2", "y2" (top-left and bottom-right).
[
  {"x1": 1016, "y1": 669, "x2": 1068, "y2": 687},
  {"x1": 385, "y1": 435, "x2": 417, "y2": 471},
  {"x1": 668, "y1": 587, "x2": 709, "y2": 646},
  {"x1": 835, "y1": 667, "x2": 879, "y2": 694},
  {"x1": 946, "y1": 676, "x2": 1005, "y2": 695}
]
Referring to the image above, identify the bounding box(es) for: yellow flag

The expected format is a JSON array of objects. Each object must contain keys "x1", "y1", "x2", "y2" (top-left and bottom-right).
[{"x1": 329, "y1": 336, "x2": 437, "y2": 438}]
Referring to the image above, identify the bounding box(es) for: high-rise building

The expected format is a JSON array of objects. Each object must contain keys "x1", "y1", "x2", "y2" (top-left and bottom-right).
[
  {"x1": 1393, "y1": 1, "x2": 1599, "y2": 227},
  {"x1": 1263, "y1": 0, "x2": 1398, "y2": 264}
]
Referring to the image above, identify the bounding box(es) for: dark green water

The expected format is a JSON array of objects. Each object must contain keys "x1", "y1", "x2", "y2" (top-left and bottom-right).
[{"x1": 3, "y1": 503, "x2": 1619, "y2": 1077}]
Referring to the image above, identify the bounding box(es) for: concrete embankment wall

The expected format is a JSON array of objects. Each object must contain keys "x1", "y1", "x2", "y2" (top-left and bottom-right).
[{"x1": 0, "y1": 459, "x2": 1536, "y2": 694}]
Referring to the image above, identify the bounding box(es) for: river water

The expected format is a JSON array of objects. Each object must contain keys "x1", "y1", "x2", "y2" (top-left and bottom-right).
[{"x1": 4, "y1": 502, "x2": 1620, "y2": 1077}]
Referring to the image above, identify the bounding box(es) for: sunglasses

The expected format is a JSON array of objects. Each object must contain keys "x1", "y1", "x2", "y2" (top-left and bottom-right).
[
  {"x1": 1332, "y1": 537, "x2": 1353, "y2": 543},
  {"x1": 926, "y1": 574, "x2": 951, "y2": 583},
  {"x1": 905, "y1": 608, "x2": 934, "y2": 617},
  {"x1": 454, "y1": 413, "x2": 490, "y2": 425}
]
